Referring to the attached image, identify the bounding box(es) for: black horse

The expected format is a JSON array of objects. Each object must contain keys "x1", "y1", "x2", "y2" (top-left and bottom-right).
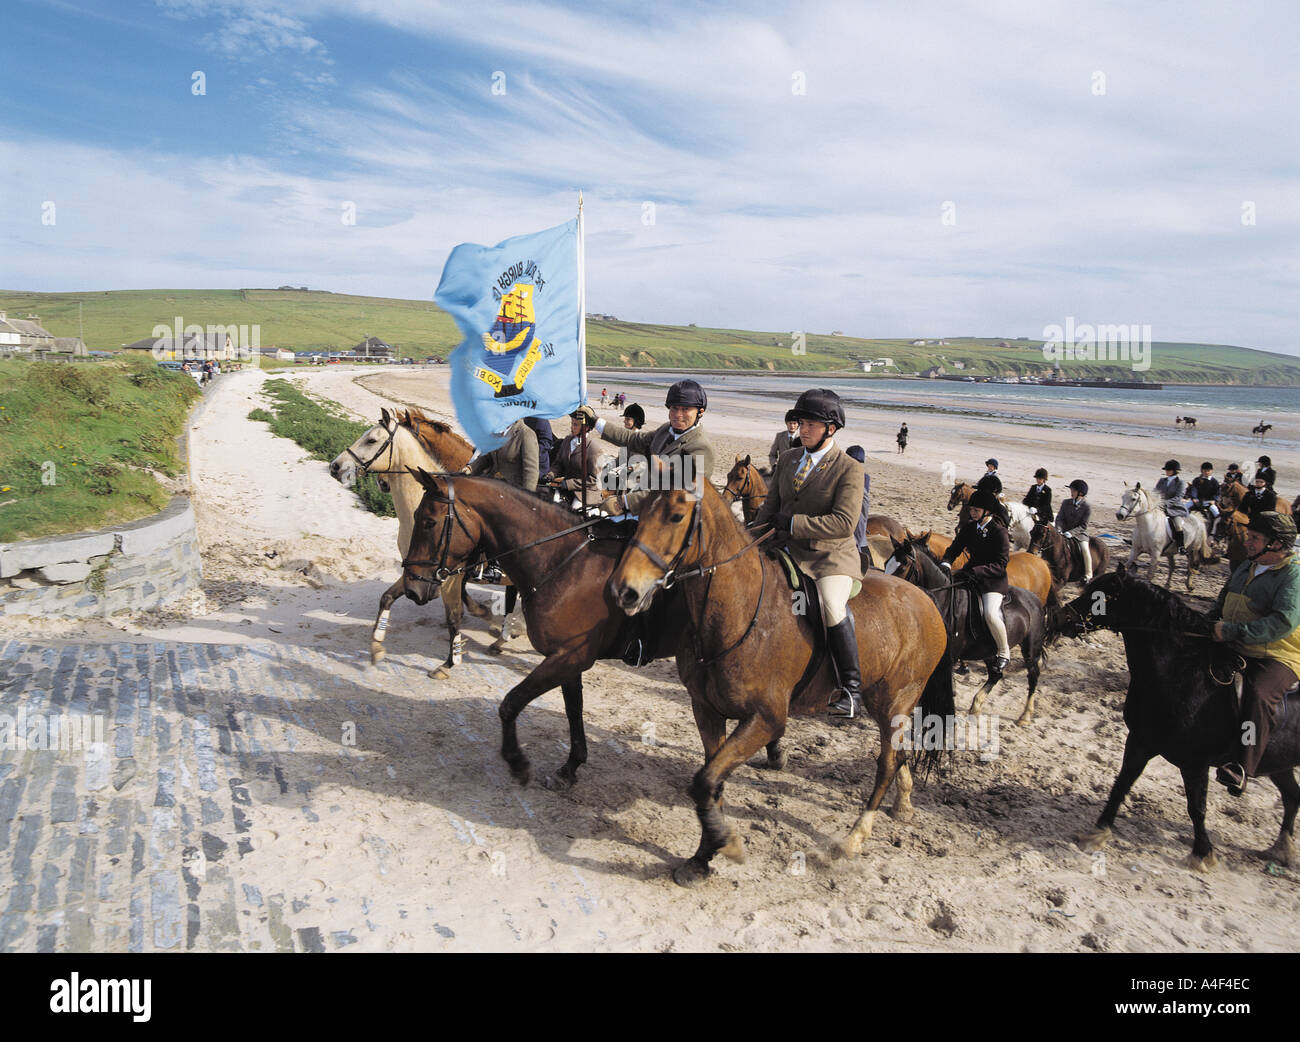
[
  {"x1": 1053, "y1": 566, "x2": 1300, "y2": 870},
  {"x1": 885, "y1": 536, "x2": 1048, "y2": 726}
]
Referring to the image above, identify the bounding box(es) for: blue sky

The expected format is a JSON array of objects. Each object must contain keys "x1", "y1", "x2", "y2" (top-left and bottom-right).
[{"x1": 2, "y1": 0, "x2": 1298, "y2": 351}]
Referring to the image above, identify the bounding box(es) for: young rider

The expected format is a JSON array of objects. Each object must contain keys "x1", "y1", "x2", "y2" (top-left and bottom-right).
[
  {"x1": 941, "y1": 488, "x2": 1012, "y2": 679},
  {"x1": 1054, "y1": 479, "x2": 1093, "y2": 583},
  {"x1": 1155, "y1": 459, "x2": 1190, "y2": 555}
]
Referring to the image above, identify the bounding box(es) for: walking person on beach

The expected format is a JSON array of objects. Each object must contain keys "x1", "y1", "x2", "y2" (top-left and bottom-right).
[
  {"x1": 1055, "y1": 480, "x2": 1093, "y2": 583},
  {"x1": 896, "y1": 423, "x2": 908, "y2": 454},
  {"x1": 1023, "y1": 468, "x2": 1053, "y2": 525}
]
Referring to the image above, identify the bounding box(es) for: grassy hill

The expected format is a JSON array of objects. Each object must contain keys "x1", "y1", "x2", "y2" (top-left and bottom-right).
[{"x1": 3, "y1": 288, "x2": 1298, "y2": 384}]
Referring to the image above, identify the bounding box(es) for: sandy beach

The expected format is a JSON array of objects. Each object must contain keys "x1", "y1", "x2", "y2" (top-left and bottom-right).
[{"x1": 3, "y1": 363, "x2": 1298, "y2": 952}]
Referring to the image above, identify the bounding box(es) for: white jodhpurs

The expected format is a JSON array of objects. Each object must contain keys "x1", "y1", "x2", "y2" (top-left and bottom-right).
[
  {"x1": 1071, "y1": 530, "x2": 1093, "y2": 581},
  {"x1": 980, "y1": 591, "x2": 1011, "y2": 658},
  {"x1": 815, "y1": 574, "x2": 855, "y2": 627}
]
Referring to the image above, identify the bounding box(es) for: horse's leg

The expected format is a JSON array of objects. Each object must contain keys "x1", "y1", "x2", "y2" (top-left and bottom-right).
[
  {"x1": 497, "y1": 652, "x2": 585, "y2": 786},
  {"x1": 1078, "y1": 735, "x2": 1154, "y2": 851},
  {"x1": 764, "y1": 738, "x2": 787, "y2": 770},
  {"x1": 1015, "y1": 626, "x2": 1043, "y2": 727},
  {"x1": 891, "y1": 762, "x2": 915, "y2": 823},
  {"x1": 1180, "y1": 765, "x2": 1216, "y2": 872},
  {"x1": 427, "y1": 574, "x2": 467, "y2": 680},
  {"x1": 543, "y1": 678, "x2": 588, "y2": 790},
  {"x1": 370, "y1": 577, "x2": 406, "y2": 665},
  {"x1": 1262, "y1": 769, "x2": 1300, "y2": 866},
  {"x1": 839, "y1": 715, "x2": 904, "y2": 857},
  {"x1": 488, "y1": 586, "x2": 523, "y2": 654},
  {"x1": 674, "y1": 708, "x2": 781, "y2": 887}
]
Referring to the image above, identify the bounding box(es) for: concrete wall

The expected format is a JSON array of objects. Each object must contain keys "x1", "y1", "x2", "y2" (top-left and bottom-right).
[{"x1": 0, "y1": 496, "x2": 202, "y2": 618}]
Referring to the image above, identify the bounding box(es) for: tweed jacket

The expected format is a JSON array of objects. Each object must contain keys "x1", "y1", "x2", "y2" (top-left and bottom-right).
[
  {"x1": 768, "y1": 429, "x2": 801, "y2": 471},
  {"x1": 754, "y1": 442, "x2": 864, "y2": 580},
  {"x1": 468, "y1": 418, "x2": 539, "y2": 490},
  {"x1": 548, "y1": 433, "x2": 604, "y2": 495},
  {"x1": 1155, "y1": 475, "x2": 1189, "y2": 517},
  {"x1": 599, "y1": 420, "x2": 716, "y2": 514}
]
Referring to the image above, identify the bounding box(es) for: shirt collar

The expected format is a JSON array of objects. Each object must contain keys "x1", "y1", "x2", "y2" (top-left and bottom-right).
[{"x1": 800, "y1": 439, "x2": 834, "y2": 470}]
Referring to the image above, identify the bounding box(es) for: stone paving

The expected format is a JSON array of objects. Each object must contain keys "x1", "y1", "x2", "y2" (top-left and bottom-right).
[{"x1": 0, "y1": 638, "x2": 623, "y2": 952}]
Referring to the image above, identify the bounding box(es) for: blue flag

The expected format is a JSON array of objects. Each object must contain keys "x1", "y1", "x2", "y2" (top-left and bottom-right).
[{"x1": 435, "y1": 216, "x2": 586, "y2": 452}]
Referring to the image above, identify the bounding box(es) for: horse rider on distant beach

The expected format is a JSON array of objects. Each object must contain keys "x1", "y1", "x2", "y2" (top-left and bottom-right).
[
  {"x1": 1156, "y1": 459, "x2": 1191, "y2": 555},
  {"x1": 753, "y1": 388, "x2": 866, "y2": 718},
  {"x1": 1054, "y1": 479, "x2": 1093, "y2": 584},
  {"x1": 1209, "y1": 511, "x2": 1300, "y2": 796},
  {"x1": 940, "y1": 487, "x2": 1012, "y2": 680}
]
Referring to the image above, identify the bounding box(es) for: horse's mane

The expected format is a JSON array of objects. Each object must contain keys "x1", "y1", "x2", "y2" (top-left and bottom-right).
[
  {"x1": 1107, "y1": 571, "x2": 1212, "y2": 637},
  {"x1": 399, "y1": 408, "x2": 472, "y2": 450}
]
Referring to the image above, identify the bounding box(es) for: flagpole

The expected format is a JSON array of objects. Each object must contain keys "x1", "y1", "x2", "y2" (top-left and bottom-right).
[{"x1": 577, "y1": 192, "x2": 588, "y2": 513}]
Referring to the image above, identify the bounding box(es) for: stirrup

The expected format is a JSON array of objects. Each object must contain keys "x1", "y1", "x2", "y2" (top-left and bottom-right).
[{"x1": 828, "y1": 689, "x2": 861, "y2": 718}]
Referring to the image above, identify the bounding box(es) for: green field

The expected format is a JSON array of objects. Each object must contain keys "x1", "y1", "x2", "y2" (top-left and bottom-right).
[
  {"x1": 0, "y1": 357, "x2": 201, "y2": 542},
  {"x1": 2, "y1": 288, "x2": 1298, "y2": 383}
]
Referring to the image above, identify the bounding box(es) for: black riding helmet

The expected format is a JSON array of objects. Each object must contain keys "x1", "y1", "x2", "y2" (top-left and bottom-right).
[
  {"x1": 665, "y1": 379, "x2": 707, "y2": 412},
  {"x1": 1258, "y1": 455, "x2": 1272, "y2": 466},
  {"x1": 969, "y1": 489, "x2": 1000, "y2": 513},
  {"x1": 1034, "y1": 467, "x2": 1048, "y2": 480},
  {"x1": 790, "y1": 388, "x2": 846, "y2": 429},
  {"x1": 784, "y1": 408, "x2": 799, "y2": 424},
  {"x1": 1068, "y1": 479, "x2": 1089, "y2": 496},
  {"x1": 1164, "y1": 459, "x2": 1181, "y2": 472},
  {"x1": 622, "y1": 402, "x2": 645, "y2": 428}
]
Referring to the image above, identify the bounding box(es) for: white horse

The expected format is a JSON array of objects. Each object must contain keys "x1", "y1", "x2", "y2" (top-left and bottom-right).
[
  {"x1": 1006, "y1": 502, "x2": 1036, "y2": 550},
  {"x1": 329, "y1": 408, "x2": 518, "y2": 671},
  {"x1": 1115, "y1": 482, "x2": 1210, "y2": 590}
]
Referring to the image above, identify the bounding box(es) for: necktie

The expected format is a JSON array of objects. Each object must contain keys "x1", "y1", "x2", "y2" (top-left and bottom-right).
[{"x1": 793, "y1": 453, "x2": 814, "y2": 492}]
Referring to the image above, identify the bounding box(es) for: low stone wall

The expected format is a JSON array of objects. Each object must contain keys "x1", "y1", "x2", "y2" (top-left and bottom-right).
[{"x1": 0, "y1": 496, "x2": 202, "y2": 618}]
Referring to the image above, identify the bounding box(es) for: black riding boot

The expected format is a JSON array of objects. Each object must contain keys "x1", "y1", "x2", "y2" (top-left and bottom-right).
[
  {"x1": 1173, "y1": 525, "x2": 1186, "y2": 555},
  {"x1": 826, "y1": 615, "x2": 863, "y2": 719}
]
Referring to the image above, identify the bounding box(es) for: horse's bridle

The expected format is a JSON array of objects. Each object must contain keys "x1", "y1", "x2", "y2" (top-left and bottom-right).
[
  {"x1": 721, "y1": 467, "x2": 759, "y2": 510},
  {"x1": 347, "y1": 420, "x2": 401, "y2": 476},
  {"x1": 1116, "y1": 489, "x2": 1155, "y2": 521}
]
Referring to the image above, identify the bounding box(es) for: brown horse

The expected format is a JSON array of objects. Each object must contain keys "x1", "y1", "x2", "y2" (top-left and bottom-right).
[
  {"x1": 722, "y1": 455, "x2": 768, "y2": 525},
  {"x1": 330, "y1": 408, "x2": 497, "y2": 673},
  {"x1": 1027, "y1": 522, "x2": 1110, "y2": 592},
  {"x1": 866, "y1": 514, "x2": 908, "y2": 543},
  {"x1": 403, "y1": 470, "x2": 684, "y2": 789},
  {"x1": 908, "y1": 531, "x2": 1054, "y2": 607},
  {"x1": 1218, "y1": 481, "x2": 1251, "y2": 570},
  {"x1": 607, "y1": 479, "x2": 954, "y2": 886}
]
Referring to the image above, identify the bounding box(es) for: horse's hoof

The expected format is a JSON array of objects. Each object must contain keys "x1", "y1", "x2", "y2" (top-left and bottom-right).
[
  {"x1": 766, "y1": 749, "x2": 788, "y2": 771},
  {"x1": 672, "y1": 858, "x2": 711, "y2": 887},
  {"x1": 508, "y1": 762, "x2": 532, "y2": 787},
  {"x1": 543, "y1": 769, "x2": 576, "y2": 792},
  {"x1": 834, "y1": 836, "x2": 861, "y2": 860},
  {"x1": 1077, "y1": 827, "x2": 1111, "y2": 852},
  {"x1": 486, "y1": 640, "x2": 506, "y2": 656},
  {"x1": 425, "y1": 665, "x2": 451, "y2": 680},
  {"x1": 718, "y1": 831, "x2": 746, "y2": 864},
  {"x1": 891, "y1": 803, "x2": 915, "y2": 825},
  {"x1": 1260, "y1": 840, "x2": 1293, "y2": 867},
  {"x1": 1015, "y1": 714, "x2": 1032, "y2": 728},
  {"x1": 1187, "y1": 850, "x2": 1217, "y2": 873},
  {"x1": 370, "y1": 646, "x2": 386, "y2": 666}
]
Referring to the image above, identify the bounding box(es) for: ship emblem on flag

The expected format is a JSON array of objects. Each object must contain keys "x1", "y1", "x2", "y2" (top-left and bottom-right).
[{"x1": 435, "y1": 212, "x2": 587, "y2": 452}]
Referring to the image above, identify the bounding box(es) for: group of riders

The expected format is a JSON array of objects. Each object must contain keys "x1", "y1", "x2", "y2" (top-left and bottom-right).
[{"x1": 456, "y1": 381, "x2": 1300, "y2": 799}]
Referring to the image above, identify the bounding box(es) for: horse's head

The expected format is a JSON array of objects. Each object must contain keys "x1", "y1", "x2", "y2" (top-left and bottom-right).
[
  {"x1": 1028, "y1": 522, "x2": 1050, "y2": 554},
  {"x1": 1054, "y1": 566, "x2": 1128, "y2": 637},
  {"x1": 883, "y1": 535, "x2": 917, "y2": 579},
  {"x1": 945, "y1": 483, "x2": 969, "y2": 511},
  {"x1": 330, "y1": 407, "x2": 399, "y2": 487},
  {"x1": 722, "y1": 455, "x2": 753, "y2": 500},
  {"x1": 1116, "y1": 482, "x2": 1145, "y2": 520},
  {"x1": 402, "y1": 468, "x2": 484, "y2": 606},
  {"x1": 609, "y1": 475, "x2": 704, "y2": 615}
]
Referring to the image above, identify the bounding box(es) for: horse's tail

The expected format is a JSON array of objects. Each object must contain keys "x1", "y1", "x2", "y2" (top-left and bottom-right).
[{"x1": 913, "y1": 644, "x2": 957, "y2": 778}]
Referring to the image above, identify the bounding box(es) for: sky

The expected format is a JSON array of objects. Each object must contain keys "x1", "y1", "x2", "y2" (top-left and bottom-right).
[{"x1": 1, "y1": 0, "x2": 1297, "y2": 351}]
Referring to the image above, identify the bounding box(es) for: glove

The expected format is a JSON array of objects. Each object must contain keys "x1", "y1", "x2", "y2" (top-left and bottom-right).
[{"x1": 772, "y1": 514, "x2": 793, "y2": 535}]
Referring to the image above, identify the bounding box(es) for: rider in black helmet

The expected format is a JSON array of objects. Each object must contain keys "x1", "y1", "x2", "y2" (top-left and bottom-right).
[
  {"x1": 1156, "y1": 459, "x2": 1191, "y2": 555},
  {"x1": 622, "y1": 402, "x2": 645, "y2": 430},
  {"x1": 1023, "y1": 467, "x2": 1054, "y2": 526},
  {"x1": 1055, "y1": 480, "x2": 1093, "y2": 582},
  {"x1": 769, "y1": 408, "x2": 802, "y2": 471},
  {"x1": 754, "y1": 389, "x2": 867, "y2": 718}
]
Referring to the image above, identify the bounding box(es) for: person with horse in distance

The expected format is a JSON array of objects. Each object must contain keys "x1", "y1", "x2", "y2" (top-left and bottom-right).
[
  {"x1": 1054, "y1": 479, "x2": 1094, "y2": 582},
  {"x1": 1023, "y1": 467, "x2": 1054, "y2": 526},
  {"x1": 896, "y1": 422, "x2": 908, "y2": 454},
  {"x1": 594, "y1": 378, "x2": 716, "y2": 517},
  {"x1": 940, "y1": 487, "x2": 1013, "y2": 679},
  {"x1": 753, "y1": 388, "x2": 866, "y2": 718},
  {"x1": 1210, "y1": 511, "x2": 1300, "y2": 796},
  {"x1": 1155, "y1": 459, "x2": 1191, "y2": 555},
  {"x1": 463, "y1": 416, "x2": 540, "y2": 491},
  {"x1": 768, "y1": 409, "x2": 802, "y2": 471},
  {"x1": 542, "y1": 406, "x2": 603, "y2": 506},
  {"x1": 1241, "y1": 473, "x2": 1279, "y2": 519}
]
